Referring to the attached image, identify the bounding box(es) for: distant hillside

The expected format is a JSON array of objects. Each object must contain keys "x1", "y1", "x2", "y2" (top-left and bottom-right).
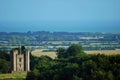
[{"x1": 0, "y1": 31, "x2": 120, "y2": 50}]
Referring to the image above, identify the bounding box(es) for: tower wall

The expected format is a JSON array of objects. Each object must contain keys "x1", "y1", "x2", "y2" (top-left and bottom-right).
[
  {"x1": 10, "y1": 48, "x2": 30, "y2": 72},
  {"x1": 16, "y1": 54, "x2": 24, "y2": 72},
  {"x1": 12, "y1": 50, "x2": 18, "y2": 72},
  {"x1": 24, "y1": 50, "x2": 30, "y2": 71}
]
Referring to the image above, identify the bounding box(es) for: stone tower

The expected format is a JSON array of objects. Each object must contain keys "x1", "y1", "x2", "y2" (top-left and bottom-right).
[{"x1": 10, "y1": 47, "x2": 30, "y2": 72}]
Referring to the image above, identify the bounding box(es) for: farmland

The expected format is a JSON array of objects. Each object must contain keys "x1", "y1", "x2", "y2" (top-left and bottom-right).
[
  {"x1": 31, "y1": 49, "x2": 57, "y2": 59},
  {"x1": 1, "y1": 31, "x2": 120, "y2": 58},
  {"x1": 1, "y1": 31, "x2": 120, "y2": 51},
  {"x1": 85, "y1": 49, "x2": 120, "y2": 55},
  {"x1": 1, "y1": 31, "x2": 120, "y2": 79},
  {"x1": 31, "y1": 49, "x2": 120, "y2": 59}
]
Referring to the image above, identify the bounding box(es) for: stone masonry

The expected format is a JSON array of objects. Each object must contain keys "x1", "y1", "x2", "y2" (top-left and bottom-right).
[{"x1": 10, "y1": 48, "x2": 30, "y2": 72}]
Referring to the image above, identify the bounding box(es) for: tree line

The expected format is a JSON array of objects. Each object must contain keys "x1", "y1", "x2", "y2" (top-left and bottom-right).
[
  {"x1": 27, "y1": 44, "x2": 120, "y2": 80},
  {"x1": 1, "y1": 45, "x2": 120, "y2": 80},
  {"x1": 0, "y1": 51, "x2": 10, "y2": 73}
]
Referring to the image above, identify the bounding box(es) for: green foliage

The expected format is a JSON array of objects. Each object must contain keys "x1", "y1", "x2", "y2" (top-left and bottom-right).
[
  {"x1": 67, "y1": 44, "x2": 84, "y2": 56},
  {"x1": 57, "y1": 44, "x2": 85, "y2": 58},
  {"x1": 21, "y1": 46, "x2": 25, "y2": 51},
  {"x1": 1, "y1": 32, "x2": 120, "y2": 50},
  {"x1": 0, "y1": 51, "x2": 10, "y2": 61},
  {"x1": 0, "y1": 59, "x2": 10, "y2": 73},
  {"x1": 30, "y1": 54, "x2": 40, "y2": 70},
  {"x1": 57, "y1": 47, "x2": 66, "y2": 58},
  {"x1": 0, "y1": 51, "x2": 10, "y2": 74},
  {"x1": 27, "y1": 45, "x2": 120, "y2": 80}
]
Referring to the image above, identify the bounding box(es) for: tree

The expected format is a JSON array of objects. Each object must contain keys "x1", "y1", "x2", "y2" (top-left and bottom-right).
[
  {"x1": 57, "y1": 48, "x2": 66, "y2": 58},
  {"x1": 0, "y1": 50, "x2": 10, "y2": 73},
  {"x1": 0, "y1": 59, "x2": 10, "y2": 73},
  {"x1": 57, "y1": 44, "x2": 85, "y2": 58},
  {"x1": 0, "y1": 51, "x2": 10, "y2": 61},
  {"x1": 27, "y1": 47, "x2": 120, "y2": 80},
  {"x1": 67, "y1": 44, "x2": 84, "y2": 57}
]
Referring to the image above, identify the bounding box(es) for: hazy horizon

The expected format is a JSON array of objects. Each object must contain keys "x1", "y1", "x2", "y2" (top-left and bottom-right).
[{"x1": 0, "y1": 0, "x2": 120, "y2": 32}]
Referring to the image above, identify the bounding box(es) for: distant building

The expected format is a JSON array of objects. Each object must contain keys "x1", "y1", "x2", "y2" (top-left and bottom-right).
[{"x1": 10, "y1": 47, "x2": 30, "y2": 72}]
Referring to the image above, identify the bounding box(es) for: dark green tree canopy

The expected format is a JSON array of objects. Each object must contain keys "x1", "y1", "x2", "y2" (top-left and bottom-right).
[
  {"x1": 57, "y1": 44, "x2": 85, "y2": 58},
  {"x1": 67, "y1": 44, "x2": 84, "y2": 56},
  {"x1": 57, "y1": 47, "x2": 66, "y2": 58},
  {"x1": 0, "y1": 51, "x2": 10, "y2": 73}
]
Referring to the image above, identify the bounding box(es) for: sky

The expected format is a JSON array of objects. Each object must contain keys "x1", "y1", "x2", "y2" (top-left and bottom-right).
[{"x1": 0, "y1": 0, "x2": 120, "y2": 32}]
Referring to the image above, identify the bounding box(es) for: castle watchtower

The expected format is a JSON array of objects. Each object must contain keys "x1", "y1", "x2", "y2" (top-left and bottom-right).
[{"x1": 10, "y1": 47, "x2": 30, "y2": 72}]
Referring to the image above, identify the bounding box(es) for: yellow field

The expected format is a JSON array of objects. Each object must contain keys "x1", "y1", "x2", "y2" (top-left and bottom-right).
[
  {"x1": 85, "y1": 49, "x2": 120, "y2": 55},
  {"x1": 31, "y1": 49, "x2": 120, "y2": 58},
  {"x1": 31, "y1": 49, "x2": 57, "y2": 59}
]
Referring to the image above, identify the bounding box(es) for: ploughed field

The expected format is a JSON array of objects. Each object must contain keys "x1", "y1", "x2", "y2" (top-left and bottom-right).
[{"x1": 31, "y1": 49, "x2": 120, "y2": 59}]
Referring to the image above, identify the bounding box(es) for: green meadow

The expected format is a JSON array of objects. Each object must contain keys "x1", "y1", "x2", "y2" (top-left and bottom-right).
[{"x1": 0, "y1": 72, "x2": 27, "y2": 80}]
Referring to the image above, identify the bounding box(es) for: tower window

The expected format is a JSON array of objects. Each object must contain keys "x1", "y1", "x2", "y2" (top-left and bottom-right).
[
  {"x1": 20, "y1": 64, "x2": 21, "y2": 67},
  {"x1": 19, "y1": 58, "x2": 22, "y2": 62}
]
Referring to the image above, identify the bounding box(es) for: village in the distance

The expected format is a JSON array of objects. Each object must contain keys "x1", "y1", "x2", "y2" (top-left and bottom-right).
[{"x1": 1, "y1": 31, "x2": 120, "y2": 51}]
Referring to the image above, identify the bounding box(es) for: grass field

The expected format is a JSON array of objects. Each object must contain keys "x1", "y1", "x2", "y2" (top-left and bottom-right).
[
  {"x1": 0, "y1": 72, "x2": 27, "y2": 80},
  {"x1": 31, "y1": 49, "x2": 57, "y2": 59},
  {"x1": 31, "y1": 49, "x2": 120, "y2": 58}
]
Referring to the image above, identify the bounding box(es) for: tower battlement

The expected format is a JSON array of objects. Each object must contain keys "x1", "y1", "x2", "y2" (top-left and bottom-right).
[{"x1": 10, "y1": 48, "x2": 30, "y2": 72}]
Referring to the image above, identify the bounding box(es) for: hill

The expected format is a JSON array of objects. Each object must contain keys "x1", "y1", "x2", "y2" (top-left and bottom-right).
[{"x1": 0, "y1": 31, "x2": 120, "y2": 51}]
